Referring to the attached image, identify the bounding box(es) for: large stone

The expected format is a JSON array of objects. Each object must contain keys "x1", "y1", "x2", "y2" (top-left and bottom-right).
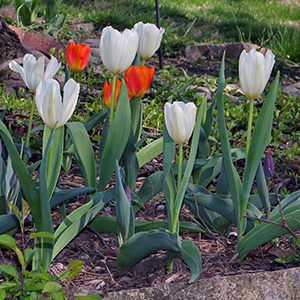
[
  {"x1": 101, "y1": 267, "x2": 300, "y2": 300},
  {"x1": 185, "y1": 42, "x2": 263, "y2": 61}
]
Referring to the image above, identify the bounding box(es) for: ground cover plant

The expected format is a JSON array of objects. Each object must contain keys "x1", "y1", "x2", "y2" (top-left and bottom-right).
[{"x1": 0, "y1": 0, "x2": 300, "y2": 297}]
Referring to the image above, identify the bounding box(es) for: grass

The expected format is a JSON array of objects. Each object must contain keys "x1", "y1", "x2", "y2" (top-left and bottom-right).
[{"x1": 54, "y1": 0, "x2": 300, "y2": 61}]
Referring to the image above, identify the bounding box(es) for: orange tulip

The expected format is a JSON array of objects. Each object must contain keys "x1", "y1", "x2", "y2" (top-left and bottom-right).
[
  {"x1": 104, "y1": 79, "x2": 132, "y2": 109},
  {"x1": 124, "y1": 65, "x2": 155, "y2": 97},
  {"x1": 66, "y1": 42, "x2": 91, "y2": 72}
]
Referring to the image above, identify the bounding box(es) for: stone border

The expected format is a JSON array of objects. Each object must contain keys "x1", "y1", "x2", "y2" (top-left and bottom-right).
[{"x1": 99, "y1": 267, "x2": 300, "y2": 300}]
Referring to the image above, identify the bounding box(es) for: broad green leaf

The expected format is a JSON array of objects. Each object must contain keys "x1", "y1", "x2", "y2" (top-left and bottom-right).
[
  {"x1": 67, "y1": 259, "x2": 83, "y2": 270},
  {"x1": 67, "y1": 122, "x2": 97, "y2": 190},
  {"x1": 30, "y1": 232, "x2": 56, "y2": 239},
  {"x1": 115, "y1": 161, "x2": 134, "y2": 243},
  {"x1": 121, "y1": 129, "x2": 139, "y2": 191},
  {"x1": 52, "y1": 190, "x2": 113, "y2": 259},
  {"x1": 0, "y1": 234, "x2": 17, "y2": 250},
  {"x1": 98, "y1": 80, "x2": 131, "y2": 191},
  {"x1": 117, "y1": 229, "x2": 179, "y2": 271},
  {"x1": 256, "y1": 161, "x2": 270, "y2": 216},
  {"x1": 0, "y1": 214, "x2": 19, "y2": 234},
  {"x1": 163, "y1": 123, "x2": 175, "y2": 181},
  {"x1": 50, "y1": 187, "x2": 95, "y2": 208},
  {"x1": 0, "y1": 290, "x2": 6, "y2": 300},
  {"x1": 135, "y1": 171, "x2": 163, "y2": 213},
  {"x1": 174, "y1": 99, "x2": 204, "y2": 216},
  {"x1": 0, "y1": 120, "x2": 41, "y2": 230},
  {"x1": 49, "y1": 291, "x2": 66, "y2": 300},
  {"x1": 84, "y1": 108, "x2": 108, "y2": 133},
  {"x1": 42, "y1": 281, "x2": 62, "y2": 293},
  {"x1": 45, "y1": 0, "x2": 57, "y2": 23},
  {"x1": 24, "y1": 248, "x2": 36, "y2": 263},
  {"x1": 0, "y1": 265, "x2": 18, "y2": 279},
  {"x1": 242, "y1": 72, "x2": 280, "y2": 219},
  {"x1": 90, "y1": 216, "x2": 205, "y2": 234},
  {"x1": 216, "y1": 54, "x2": 243, "y2": 238},
  {"x1": 237, "y1": 203, "x2": 300, "y2": 259},
  {"x1": 130, "y1": 96, "x2": 143, "y2": 143},
  {"x1": 168, "y1": 239, "x2": 202, "y2": 283},
  {"x1": 43, "y1": 125, "x2": 64, "y2": 200},
  {"x1": 136, "y1": 137, "x2": 163, "y2": 168}
]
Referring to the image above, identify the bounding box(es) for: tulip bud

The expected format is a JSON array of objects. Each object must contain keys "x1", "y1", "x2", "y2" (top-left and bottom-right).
[
  {"x1": 125, "y1": 185, "x2": 131, "y2": 204},
  {"x1": 9, "y1": 54, "x2": 61, "y2": 92},
  {"x1": 134, "y1": 22, "x2": 165, "y2": 59},
  {"x1": 239, "y1": 48, "x2": 275, "y2": 99},
  {"x1": 263, "y1": 152, "x2": 275, "y2": 179},
  {"x1": 66, "y1": 42, "x2": 91, "y2": 72},
  {"x1": 164, "y1": 101, "x2": 197, "y2": 145},
  {"x1": 124, "y1": 65, "x2": 155, "y2": 97},
  {"x1": 100, "y1": 26, "x2": 138, "y2": 74},
  {"x1": 35, "y1": 78, "x2": 80, "y2": 129}
]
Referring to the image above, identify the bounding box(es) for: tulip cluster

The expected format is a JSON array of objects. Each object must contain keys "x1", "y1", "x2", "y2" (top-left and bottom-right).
[{"x1": 9, "y1": 54, "x2": 79, "y2": 131}]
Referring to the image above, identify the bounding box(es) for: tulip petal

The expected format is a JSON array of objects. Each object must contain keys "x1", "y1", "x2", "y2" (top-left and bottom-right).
[
  {"x1": 44, "y1": 56, "x2": 61, "y2": 80},
  {"x1": 9, "y1": 60, "x2": 26, "y2": 83}
]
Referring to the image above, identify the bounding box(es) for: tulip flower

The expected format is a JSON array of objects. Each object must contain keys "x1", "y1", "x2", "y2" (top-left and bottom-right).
[
  {"x1": 66, "y1": 42, "x2": 91, "y2": 72},
  {"x1": 100, "y1": 26, "x2": 138, "y2": 74},
  {"x1": 103, "y1": 79, "x2": 132, "y2": 109},
  {"x1": 9, "y1": 54, "x2": 61, "y2": 92},
  {"x1": 125, "y1": 65, "x2": 155, "y2": 97},
  {"x1": 239, "y1": 48, "x2": 275, "y2": 99},
  {"x1": 103, "y1": 78, "x2": 122, "y2": 109},
  {"x1": 263, "y1": 152, "x2": 275, "y2": 180},
  {"x1": 35, "y1": 78, "x2": 80, "y2": 129},
  {"x1": 164, "y1": 101, "x2": 197, "y2": 145},
  {"x1": 239, "y1": 48, "x2": 275, "y2": 156},
  {"x1": 134, "y1": 22, "x2": 165, "y2": 59}
]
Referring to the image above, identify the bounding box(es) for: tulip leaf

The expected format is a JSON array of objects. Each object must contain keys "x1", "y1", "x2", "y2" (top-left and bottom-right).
[
  {"x1": 237, "y1": 203, "x2": 300, "y2": 259},
  {"x1": 216, "y1": 53, "x2": 244, "y2": 237},
  {"x1": 168, "y1": 239, "x2": 202, "y2": 283},
  {"x1": 134, "y1": 171, "x2": 164, "y2": 213},
  {"x1": 84, "y1": 108, "x2": 109, "y2": 133},
  {"x1": 122, "y1": 129, "x2": 139, "y2": 191},
  {"x1": 115, "y1": 161, "x2": 134, "y2": 244},
  {"x1": 43, "y1": 126, "x2": 64, "y2": 200},
  {"x1": 98, "y1": 80, "x2": 131, "y2": 191},
  {"x1": 174, "y1": 99, "x2": 204, "y2": 216},
  {"x1": 90, "y1": 216, "x2": 205, "y2": 234},
  {"x1": 66, "y1": 122, "x2": 97, "y2": 191},
  {"x1": 130, "y1": 96, "x2": 143, "y2": 143},
  {"x1": 117, "y1": 229, "x2": 180, "y2": 271},
  {"x1": 0, "y1": 214, "x2": 20, "y2": 234},
  {"x1": 242, "y1": 72, "x2": 279, "y2": 217},
  {"x1": 50, "y1": 187, "x2": 95, "y2": 208},
  {"x1": 0, "y1": 120, "x2": 42, "y2": 230},
  {"x1": 163, "y1": 122, "x2": 175, "y2": 181},
  {"x1": 52, "y1": 189, "x2": 114, "y2": 259},
  {"x1": 256, "y1": 161, "x2": 271, "y2": 216},
  {"x1": 136, "y1": 137, "x2": 163, "y2": 168}
]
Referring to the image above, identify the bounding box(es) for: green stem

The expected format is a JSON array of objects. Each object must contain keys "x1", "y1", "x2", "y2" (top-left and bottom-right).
[
  {"x1": 177, "y1": 144, "x2": 183, "y2": 190},
  {"x1": 245, "y1": 98, "x2": 254, "y2": 156},
  {"x1": 141, "y1": 59, "x2": 145, "y2": 66},
  {"x1": 109, "y1": 75, "x2": 117, "y2": 127},
  {"x1": 25, "y1": 96, "x2": 35, "y2": 150}
]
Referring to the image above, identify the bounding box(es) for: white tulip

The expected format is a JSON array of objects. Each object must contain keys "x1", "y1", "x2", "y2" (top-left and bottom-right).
[
  {"x1": 35, "y1": 78, "x2": 80, "y2": 129},
  {"x1": 164, "y1": 101, "x2": 197, "y2": 145},
  {"x1": 100, "y1": 26, "x2": 138, "y2": 74},
  {"x1": 239, "y1": 48, "x2": 275, "y2": 99},
  {"x1": 134, "y1": 21, "x2": 165, "y2": 59},
  {"x1": 9, "y1": 54, "x2": 61, "y2": 92}
]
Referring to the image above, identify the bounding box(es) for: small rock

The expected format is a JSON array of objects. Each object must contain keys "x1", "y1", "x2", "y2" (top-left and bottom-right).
[
  {"x1": 156, "y1": 205, "x2": 165, "y2": 211},
  {"x1": 74, "y1": 23, "x2": 95, "y2": 32},
  {"x1": 78, "y1": 253, "x2": 90, "y2": 260},
  {"x1": 283, "y1": 82, "x2": 300, "y2": 96}
]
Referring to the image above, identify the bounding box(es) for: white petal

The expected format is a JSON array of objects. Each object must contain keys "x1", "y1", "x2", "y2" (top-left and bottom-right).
[
  {"x1": 27, "y1": 56, "x2": 45, "y2": 92},
  {"x1": 44, "y1": 56, "x2": 61, "y2": 80},
  {"x1": 60, "y1": 79, "x2": 80, "y2": 127},
  {"x1": 9, "y1": 60, "x2": 26, "y2": 83}
]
